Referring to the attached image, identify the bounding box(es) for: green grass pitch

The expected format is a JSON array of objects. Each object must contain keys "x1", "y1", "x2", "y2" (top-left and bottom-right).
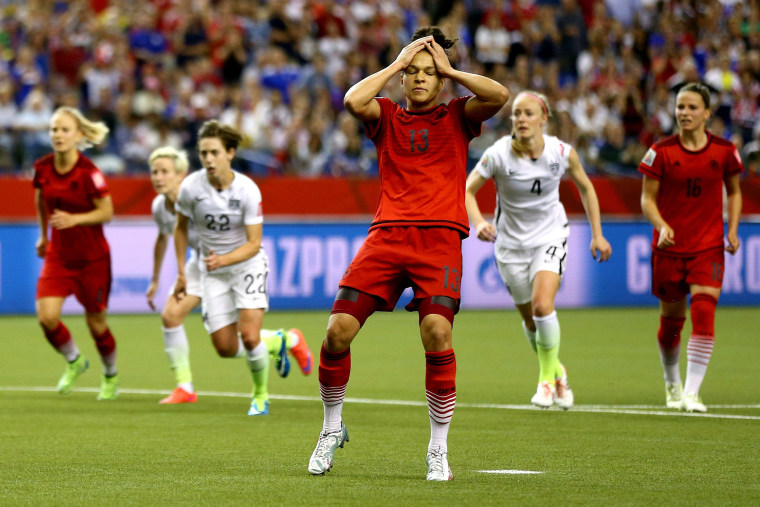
[{"x1": 1, "y1": 308, "x2": 758, "y2": 505}]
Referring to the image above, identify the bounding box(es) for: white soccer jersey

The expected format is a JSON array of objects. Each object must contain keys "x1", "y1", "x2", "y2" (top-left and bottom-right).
[
  {"x1": 151, "y1": 194, "x2": 200, "y2": 250},
  {"x1": 475, "y1": 134, "x2": 571, "y2": 249},
  {"x1": 175, "y1": 169, "x2": 264, "y2": 273}
]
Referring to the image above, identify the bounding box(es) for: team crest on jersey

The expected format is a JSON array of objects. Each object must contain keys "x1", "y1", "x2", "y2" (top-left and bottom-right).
[
  {"x1": 228, "y1": 198, "x2": 241, "y2": 210},
  {"x1": 710, "y1": 159, "x2": 719, "y2": 171},
  {"x1": 642, "y1": 148, "x2": 656, "y2": 166},
  {"x1": 549, "y1": 161, "x2": 560, "y2": 176},
  {"x1": 480, "y1": 154, "x2": 492, "y2": 170}
]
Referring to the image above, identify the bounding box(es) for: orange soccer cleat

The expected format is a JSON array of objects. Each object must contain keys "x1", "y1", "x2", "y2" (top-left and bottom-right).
[
  {"x1": 159, "y1": 387, "x2": 198, "y2": 404},
  {"x1": 287, "y1": 328, "x2": 313, "y2": 375}
]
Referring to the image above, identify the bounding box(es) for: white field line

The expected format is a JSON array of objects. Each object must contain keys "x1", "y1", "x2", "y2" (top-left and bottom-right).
[{"x1": 1, "y1": 386, "x2": 759, "y2": 421}]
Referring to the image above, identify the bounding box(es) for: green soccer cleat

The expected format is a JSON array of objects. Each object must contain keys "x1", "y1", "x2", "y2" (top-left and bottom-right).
[
  {"x1": 665, "y1": 381, "x2": 683, "y2": 409},
  {"x1": 248, "y1": 397, "x2": 269, "y2": 416},
  {"x1": 680, "y1": 392, "x2": 706, "y2": 413},
  {"x1": 97, "y1": 374, "x2": 119, "y2": 401},
  {"x1": 56, "y1": 355, "x2": 89, "y2": 395}
]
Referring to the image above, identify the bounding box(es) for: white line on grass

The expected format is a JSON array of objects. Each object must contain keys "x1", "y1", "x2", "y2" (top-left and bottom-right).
[
  {"x1": 2, "y1": 386, "x2": 759, "y2": 420},
  {"x1": 477, "y1": 470, "x2": 543, "y2": 475}
]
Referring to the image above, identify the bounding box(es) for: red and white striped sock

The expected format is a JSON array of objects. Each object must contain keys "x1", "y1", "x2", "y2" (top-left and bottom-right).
[
  {"x1": 425, "y1": 349, "x2": 456, "y2": 453},
  {"x1": 684, "y1": 294, "x2": 717, "y2": 395},
  {"x1": 42, "y1": 322, "x2": 79, "y2": 362},
  {"x1": 318, "y1": 345, "x2": 351, "y2": 434}
]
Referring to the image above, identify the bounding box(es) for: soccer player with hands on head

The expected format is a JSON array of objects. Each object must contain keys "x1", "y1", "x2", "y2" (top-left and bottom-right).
[
  {"x1": 465, "y1": 90, "x2": 612, "y2": 410},
  {"x1": 33, "y1": 107, "x2": 119, "y2": 401},
  {"x1": 639, "y1": 82, "x2": 743, "y2": 413},
  {"x1": 172, "y1": 122, "x2": 312, "y2": 415},
  {"x1": 307, "y1": 26, "x2": 509, "y2": 481}
]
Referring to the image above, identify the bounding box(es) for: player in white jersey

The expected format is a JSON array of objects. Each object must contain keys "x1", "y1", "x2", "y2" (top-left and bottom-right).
[
  {"x1": 147, "y1": 146, "x2": 314, "y2": 406},
  {"x1": 173, "y1": 122, "x2": 312, "y2": 415},
  {"x1": 465, "y1": 91, "x2": 612, "y2": 409}
]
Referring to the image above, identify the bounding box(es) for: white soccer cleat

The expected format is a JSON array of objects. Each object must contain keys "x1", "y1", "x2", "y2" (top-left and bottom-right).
[
  {"x1": 554, "y1": 365, "x2": 574, "y2": 410},
  {"x1": 531, "y1": 381, "x2": 556, "y2": 409},
  {"x1": 665, "y1": 381, "x2": 683, "y2": 409},
  {"x1": 308, "y1": 421, "x2": 349, "y2": 475},
  {"x1": 426, "y1": 446, "x2": 453, "y2": 481},
  {"x1": 680, "y1": 392, "x2": 707, "y2": 413}
]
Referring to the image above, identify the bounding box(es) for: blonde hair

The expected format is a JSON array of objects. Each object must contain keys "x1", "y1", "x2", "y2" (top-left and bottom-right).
[
  {"x1": 510, "y1": 91, "x2": 552, "y2": 158},
  {"x1": 52, "y1": 107, "x2": 110, "y2": 150},
  {"x1": 149, "y1": 146, "x2": 190, "y2": 174}
]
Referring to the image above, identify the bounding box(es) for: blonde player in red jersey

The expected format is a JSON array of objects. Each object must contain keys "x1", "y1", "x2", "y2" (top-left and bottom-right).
[
  {"x1": 33, "y1": 107, "x2": 119, "y2": 400},
  {"x1": 307, "y1": 26, "x2": 509, "y2": 481},
  {"x1": 639, "y1": 82, "x2": 743, "y2": 413}
]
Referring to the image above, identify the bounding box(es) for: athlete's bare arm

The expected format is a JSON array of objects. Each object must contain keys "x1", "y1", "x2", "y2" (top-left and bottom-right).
[{"x1": 567, "y1": 149, "x2": 611, "y2": 261}]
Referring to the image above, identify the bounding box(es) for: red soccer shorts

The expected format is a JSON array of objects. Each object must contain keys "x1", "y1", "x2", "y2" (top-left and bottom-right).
[
  {"x1": 36, "y1": 255, "x2": 112, "y2": 313},
  {"x1": 651, "y1": 248, "x2": 724, "y2": 302},
  {"x1": 339, "y1": 226, "x2": 463, "y2": 312}
]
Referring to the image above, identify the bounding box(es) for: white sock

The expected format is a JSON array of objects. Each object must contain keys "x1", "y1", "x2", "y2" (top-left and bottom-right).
[
  {"x1": 234, "y1": 336, "x2": 246, "y2": 358},
  {"x1": 246, "y1": 341, "x2": 268, "y2": 372},
  {"x1": 320, "y1": 384, "x2": 346, "y2": 434},
  {"x1": 684, "y1": 335, "x2": 714, "y2": 395},
  {"x1": 658, "y1": 344, "x2": 681, "y2": 385},
  {"x1": 522, "y1": 321, "x2": 537, "y2": 353},
  {"x1": 162, "y1": 325, "x2": 191, "y2": 370},
  {"x1": 428, "y1": 420, "x2": 449, "y2": 453},
  {"x1": 60, "y1": 341, "x2": 80, "y2": 363}
]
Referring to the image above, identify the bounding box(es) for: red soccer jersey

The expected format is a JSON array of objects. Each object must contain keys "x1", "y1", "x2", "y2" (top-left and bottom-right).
[
  {"x1": 33, "y1": 153, "x2": 111, "y2": 263},
  {"x1": 638, "y1": 132, "x2": 744, "y2": 256},
  {"x1": 364, "y1": 96, "x2": 482, "y2": 237}
]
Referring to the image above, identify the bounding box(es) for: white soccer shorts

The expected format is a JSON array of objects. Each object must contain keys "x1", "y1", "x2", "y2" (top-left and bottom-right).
[
  {"x1": 494, "y1": 240, "x2": 567, "y2": 305},
  {"x1": 168, "y1": 249, "x2": 203, "y2": 298},
  {"x1": 201, "y1": 252, "x2": 270, "y2": 333}
]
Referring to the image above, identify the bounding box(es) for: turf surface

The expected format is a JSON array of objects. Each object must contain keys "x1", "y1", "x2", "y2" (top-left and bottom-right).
[{"x1": 1, "y1": 308, "x2": 758, "y2": 505}]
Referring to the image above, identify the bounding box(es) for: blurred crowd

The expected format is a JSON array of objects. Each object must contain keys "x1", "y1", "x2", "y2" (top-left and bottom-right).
[{"x1": 0, "y1": 0, "x2": 758, "y2": 178}]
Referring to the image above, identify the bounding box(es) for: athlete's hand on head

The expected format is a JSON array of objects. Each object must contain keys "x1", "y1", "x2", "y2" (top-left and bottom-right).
[
  {"x1": 657, "y1": 224, "x2": 675, "y2": 249},
  {"x1": 590, "y1": 236, "x2": 612, "y2": 262},
  {"x1": 424, "y1": 38, "x2": 453, "y2": 77},
  {"x1": 49, "y1": 209, "x2": 79, "y2": 230},
  {"x1": 475, "y1": 221, "x2": 497, "y2": 242},
  {"x1": 725, "y1": 231, "x2": 741, "y2": 255},
  {"x1": 394, "y1": 36, "x2": 433, "y2": 70}
]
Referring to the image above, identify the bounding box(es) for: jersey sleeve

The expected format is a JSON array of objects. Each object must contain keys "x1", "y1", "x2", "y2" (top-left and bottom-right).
[
  {"x1": 447, "y1": 96, "x2": 481, "y2": 141},
  {"x1": 32, "y1": 162, "x2": 43, "y2": 189},
  {"x1": 151, "y1": 196, "x2": 174, "y2": 235},
  {"x1": 724, "y1": 145, "x2": 745, "y2": 178},
  {"x1": 175, "y1": 179, "x2": 193, "y2": 218},
  {"x1": 363, "y1": 97, "x2": 394, "y2": 140},
  {"x1": 638, "y1": 144, "x2": 663, "y2": 180},
  {"x1": 242, "y1": 179, "x2": 264, "y2": 226},
  {"x1": 85, "y1": 168, "x2": 110, "y2": 199},
  {"x1": 474, "y1": 141, "x2": 503, "y2": 180}
]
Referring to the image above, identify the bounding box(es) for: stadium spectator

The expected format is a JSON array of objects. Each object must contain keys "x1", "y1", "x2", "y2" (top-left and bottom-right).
[
  {"x1": 465, "y1": 90, "x2": 611, "y2": 410},
  {"x1": 306, "y1": 27, "x2": 509, "y2": 481},
  {"x1": 145, "y1": 145, "x2": 312, "y2": 404},
  {"x1": 639, "y1": 83, "x2": 744, "y2": 413},
  {"x1": 33, "y1": 107, "x2": 119, "y2": 401}
]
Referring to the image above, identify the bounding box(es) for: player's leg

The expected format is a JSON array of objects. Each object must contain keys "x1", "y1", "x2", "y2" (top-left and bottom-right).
[
  {"x1": 258, "y1": 328, "x2": 290, "y2": 378},
  {"x1": 531, "y1": 270, "x2": 563, "y2": 408},
  {"x1": 658, "y1": 298, "x2": 687, "y2": 408},
  {"x1": 681, "y1": 286, "x2": 720, "y2": 413},
  {"x1": 651, "y1": 251, "x2": 689, "y2": 408},
  {"x1": 37, "y1": 295, "x2": 88, "y2": 394},
  {"x1": 77, "y1": 256, "x2": 118, "y2": 400},
  {"x1": 237, "y1": 308, "x2": 271, "y2": 415},
  {"x1": 308, "y1": 288, "x2": 375, "y2": 475},
  {"x1": 159, "y1": 293, "x2": 201, "y2": 404},
  {"x1": 85, "y1": 310, "x2": 119, "y2": 401},
  {"x1": 419, "y1": 296, "x2": 456, "y2": 481}
]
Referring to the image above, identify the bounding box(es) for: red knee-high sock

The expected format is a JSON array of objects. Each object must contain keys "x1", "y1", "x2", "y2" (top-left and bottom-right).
[
  {"x1": 42, "y1": 322, "x2": 79, "y2": 361},
  {"x1": 684, "y1": 294, "x2": 717, "y2": 395},
  {"x1": 657, "y1": 316, "x2": 685, "y2": 384},
  {"x1": 318, "y1": 345, "x2": 350, "y2": 433},
  {"x1": 425, "y1": 349, "x2": 456, "y2": 450},
  {"x1": 91, "y1": 328, "x2": 117, "y2": 376}
]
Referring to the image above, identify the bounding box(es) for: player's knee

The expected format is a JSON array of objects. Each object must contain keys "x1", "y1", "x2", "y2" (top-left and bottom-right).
[
  {"x1": 213, "y1": 340, "x2": 238, "y2": 358},
  {"x1": 161, "y1": 307, "x2": 183, "y2": 328},
  {"x1": 531, "y1": 297, "x2": 554, "y2": 318},
  {"x1": 420, "y1": 318, "x2": 452, "y2": 351},
  {"x1": 37, "y1": 313, "x2": 59, "y2": 332},
  {"x1": 324, "y1": 316, "x2": 357, "y2": 352}
]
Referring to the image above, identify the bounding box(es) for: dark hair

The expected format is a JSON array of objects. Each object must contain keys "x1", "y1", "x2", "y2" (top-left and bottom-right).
[
  {"x1": 198, "y1": 120, "x2": 243, "y2": 151},
  {"x1": 677, "y1": 82, "x2": 711, "y2": 108},
  {"x1": 410, "y1": 26, "x2": 457, "y2": 51}
]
